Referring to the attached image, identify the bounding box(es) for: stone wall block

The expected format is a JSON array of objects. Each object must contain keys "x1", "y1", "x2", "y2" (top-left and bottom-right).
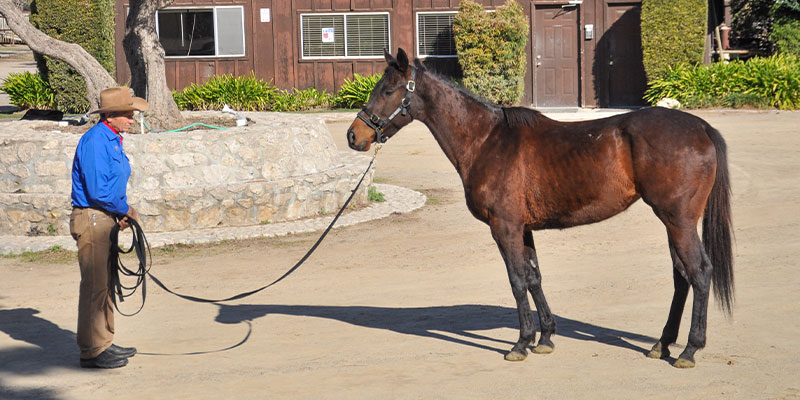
[
  {"x1": 0, "y1": 147, "x2": 18, "y2": 164},
  {"x1": 16, "y1": 142, "x2": 36, "y2": 162},
  {"x1": 237, "y1": 198, "x2": 253, "y2": 209},
  {"x1": 257, "y1": 205, "x2": 276, "y2": 223},
  {"x1": 141, "y1": 177, "x2": 160, "y2": 191},
  {"x1": 224, "y1": 206, "x2": 250, "y2": 226},
  {"x1": 208, "y1": 186, "x2": 228, "y2": 201},
  {"x1": 137, "y1": 201, "x2": 161, "y2": 216},
  {"x1": 164, "y1": 171, "x2": 200, "y2": 188},
  {"x1": 170, "y1": 153, "x2": 196, "y2": 167},
  {"x1": 220, "y1": 199, "x2": 235, "y2": 210},
  {"x1": 226, "y1": 183, "x2": 246, "y2": 194},
  {"x1": 183, "y1": 187, "x2": 205, "y2": 199},
  {"x1": 195, "y1": 207, "x2": 221, "y2": 228},
  {"x1": 8, "y1": 164, "x2": 30, "y2": 179},
  {"x1": 189, "y1": 197, "x2": 216, "y2": 214},
  {"x1": 163, "y1": 189, "x2": 184, "y2": 202},
  {"x1": 202, "y1": 165, "x2": 231, "y2": 185},
  {"x1": 145, "y1": 142, "x2": 163, "y2": 153},
  {"x1": 164, "y1": 209, "x2": 191, "y2": 231},
  {"x1": 184, "y1": 140, "x2": 206, "y2": 153},
  {"x1": 34, "y1": 160, "x2": 68, "y2": 176}
]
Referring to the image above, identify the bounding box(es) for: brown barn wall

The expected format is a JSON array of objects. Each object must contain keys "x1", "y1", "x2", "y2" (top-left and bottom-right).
[{"x1": 113, "y1": 0, "x2": 659, "y2": 107}]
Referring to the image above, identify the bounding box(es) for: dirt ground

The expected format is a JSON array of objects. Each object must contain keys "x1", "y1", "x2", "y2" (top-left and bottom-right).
[{"x1": 1, "y1": 110, "x2": 799, "y2": 399}]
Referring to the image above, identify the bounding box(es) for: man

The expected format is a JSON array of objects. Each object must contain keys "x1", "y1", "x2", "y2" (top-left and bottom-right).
[{"x1": 70, "y1": 87, "x2": 148, "y2": 368}]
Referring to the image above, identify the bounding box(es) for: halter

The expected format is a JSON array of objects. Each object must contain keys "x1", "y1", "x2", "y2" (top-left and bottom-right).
[{"x1": 356, "y1": 68, "x2": 417, "y2": 143}]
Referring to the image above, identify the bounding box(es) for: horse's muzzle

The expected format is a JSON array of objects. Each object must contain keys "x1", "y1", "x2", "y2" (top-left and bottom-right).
[{"x1": 347, "y1": 128, "x2": 364, "y2": 151}]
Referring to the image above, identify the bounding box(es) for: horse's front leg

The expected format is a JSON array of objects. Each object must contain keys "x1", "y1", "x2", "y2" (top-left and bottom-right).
[
  {"x1": 490, "y1": 218, "x2": 536, "y2": 361},
  {"x1": 523, "y1": 231, "x2": 556, "y2": 354}
]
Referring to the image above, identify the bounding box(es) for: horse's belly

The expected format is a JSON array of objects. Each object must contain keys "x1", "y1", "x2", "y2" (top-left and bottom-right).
[{"x1": 529, "y1": 178, "x2": 640, "y2": 230}]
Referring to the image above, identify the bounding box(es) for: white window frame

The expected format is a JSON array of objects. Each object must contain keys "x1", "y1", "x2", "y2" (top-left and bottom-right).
[
  {"x1": 300, "y1": 12, "x2": 391, "y2": 60},
  {"x1": 156, "y1": 5, "x2": 246, "y2": 59},
  {"x1": 416, "y1": 11, "x2": 458, "y2": 59}
]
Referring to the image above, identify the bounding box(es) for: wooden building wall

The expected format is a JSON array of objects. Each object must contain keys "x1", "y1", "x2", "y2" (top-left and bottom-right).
[{"x1": 114, "y1": 0, "x2": 652, "y2": 108}]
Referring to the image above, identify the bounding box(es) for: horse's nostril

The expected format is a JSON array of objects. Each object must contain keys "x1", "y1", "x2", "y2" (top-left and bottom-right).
[{"x1": 347, "y1": 128, "x2": 355, "y2": 143}]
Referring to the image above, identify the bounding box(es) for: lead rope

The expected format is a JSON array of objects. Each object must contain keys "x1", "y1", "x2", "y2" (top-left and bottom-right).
[{"x1": 109, "y1": 146, "x2": 381, "y2": 314}]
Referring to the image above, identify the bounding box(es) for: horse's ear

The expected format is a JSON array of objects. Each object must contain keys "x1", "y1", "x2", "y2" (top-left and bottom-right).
[
  {"x1": 413, "y1": 58, "x2": 426, "y2": 71},
  {"x1": 396, "y1": 48, "x2": 409, "y2": 72},
  {"x1": 384, "y1": 48, "x2": 395, "y2": 65}
]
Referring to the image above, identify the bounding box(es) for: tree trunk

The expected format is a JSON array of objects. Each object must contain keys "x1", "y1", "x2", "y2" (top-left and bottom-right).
[
  {"x1": 124, "y1": 0, "x2": 184, "y2": 130},
  {"x1": 0, "y1": 0, "x2": 117, "y2": 111}
]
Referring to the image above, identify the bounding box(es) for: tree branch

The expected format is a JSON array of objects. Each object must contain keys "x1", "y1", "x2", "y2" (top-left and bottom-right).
[{"x1": 0, "y1": 0, "x2": 117, "y2": 110}]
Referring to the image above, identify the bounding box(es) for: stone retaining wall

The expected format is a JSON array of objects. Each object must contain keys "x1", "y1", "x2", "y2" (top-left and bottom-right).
[{"x1": 0, "y1": 112, "x2": 373, "y2": 236}]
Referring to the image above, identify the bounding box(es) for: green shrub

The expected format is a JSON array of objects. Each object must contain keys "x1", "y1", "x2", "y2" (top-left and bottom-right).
[
  {"x1": 644, "y1": 54, "x2": 800, "y2": 110},
  {"x1": 174, "y1": 73, "x2": 276, "y2": 111},
  {"x1": 771, "y1": 20, "x2": 800, "y2": 55},
  {"x1": 368, "y1": 186, "x2": 385, "y2": 202},
  {"x1": 1, "y1": 72, "x2": 56, "y2": 110},
  {"x1": 30, "y1": 0, "x2": 115, "y2": 113},
  {"x1": 453, "y1": 0, "x2": 528, "y2": 105},
  {"x1": 270, "y1": 87, "x2": 333, "y2": 112},
  {"x1": 173, "y1": 73, "x2": 334, "y2": 112},
  {"x1": 641, "y1": 0, "x2": 707, "y2": 81},
  {"x1": 334, "y1": 73, "x2": 383, "y2": 108}
]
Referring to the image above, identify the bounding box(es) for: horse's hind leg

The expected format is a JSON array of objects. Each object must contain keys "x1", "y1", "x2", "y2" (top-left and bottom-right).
[
  {"x1": 647, "y1": 243, "x2": 690, "y2": 360},
  {"x1": 490, "y1": 219, "x2": 536, "y2": 361},
  {"x1": 663, "y1": 222, "x2": 713, "y2": 368},
  {"x1": 524, "y1": 231, "x2": 556, "y2": 354}
]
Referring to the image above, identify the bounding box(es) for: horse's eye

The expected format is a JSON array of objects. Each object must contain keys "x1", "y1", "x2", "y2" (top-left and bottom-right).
[{"x1": 383, "y1": 90, "x2": 393, "y2": 96}]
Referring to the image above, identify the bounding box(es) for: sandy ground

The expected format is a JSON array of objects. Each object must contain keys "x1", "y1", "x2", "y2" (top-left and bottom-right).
[{"x1": 2, "y1": 99, "x2": 800, "y2": 396}]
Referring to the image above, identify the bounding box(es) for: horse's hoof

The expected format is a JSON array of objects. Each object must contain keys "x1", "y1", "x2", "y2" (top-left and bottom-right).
[
  {"x1": 673, "y1": 358, "x2": 696, "y2": 368},
  {"x1": 647, "y1": 342, "x2": 669, "y2": 359},
  {"x1": 533, "y1": 344, "x2": 554, "y2": 354},
  {"x1": 504, "y1": 351, "x2": 527, "y2": 361}
]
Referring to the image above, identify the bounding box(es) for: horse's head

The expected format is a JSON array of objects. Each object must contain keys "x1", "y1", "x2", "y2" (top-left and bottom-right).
[{"x1": 347, "y1": 48, "x2": 420, "y2": 151}]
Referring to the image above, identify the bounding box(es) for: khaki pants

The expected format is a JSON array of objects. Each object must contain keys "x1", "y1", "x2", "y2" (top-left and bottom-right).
[{"x1": 70, "y1": 207, "x2": 117, "y2": 359}]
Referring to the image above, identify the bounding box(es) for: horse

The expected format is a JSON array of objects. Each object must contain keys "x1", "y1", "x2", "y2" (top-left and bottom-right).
[{"x1": 346, "y1": 48, "x2": 733, "y2": 368}]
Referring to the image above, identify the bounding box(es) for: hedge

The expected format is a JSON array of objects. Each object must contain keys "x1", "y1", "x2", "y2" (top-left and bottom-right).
[
  {"x1": 453, "y1": 0, "x2": 528, "y2": 105},
  {"x1": 643, "y1": 54, "x2": 800, "y2": 110},
  {"x1": 641, "y1": 0, "x2": 707, "y2": 82},
  {"x1": 30, "y1": 0, "x2": 115, "y2": 113}
]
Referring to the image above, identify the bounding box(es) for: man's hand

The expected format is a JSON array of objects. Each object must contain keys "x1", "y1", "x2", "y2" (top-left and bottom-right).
[{"x1": 119, "y1": 206, "x2": 138, "y2": 230}]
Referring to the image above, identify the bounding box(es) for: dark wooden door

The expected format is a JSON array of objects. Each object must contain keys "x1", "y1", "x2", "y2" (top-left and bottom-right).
[
  {"x1": 598, "y1": 1, "x2": 647, "y2": 106},
  {"x1": 533, "y1": 5, "x2": 580, "y2": 107}
]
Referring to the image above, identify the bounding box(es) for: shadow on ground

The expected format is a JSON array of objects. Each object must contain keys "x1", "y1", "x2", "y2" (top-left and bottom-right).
[
  {"x1": 0, "y1": 307, "x2": 76, "y2": 399},
  {"x1": 215, "y1": 303, "x2": 656, "y2": 356}
]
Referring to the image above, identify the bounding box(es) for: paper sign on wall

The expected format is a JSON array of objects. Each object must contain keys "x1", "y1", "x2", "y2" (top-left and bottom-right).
[
  {"x1": 260, "y1": 8, "x2": 270, "y2": 22},
  {"x1": 321, "y1": 27, "x2": 335, "y2": 43}
]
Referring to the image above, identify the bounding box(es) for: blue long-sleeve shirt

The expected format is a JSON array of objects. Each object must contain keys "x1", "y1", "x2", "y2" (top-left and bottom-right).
[{"x1": 71, "y1": 122, "x2": 131, "y2": 216}]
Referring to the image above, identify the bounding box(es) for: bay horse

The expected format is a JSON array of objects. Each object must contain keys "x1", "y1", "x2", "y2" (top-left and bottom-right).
[{"x1": 347, "y1": 49, "x2": 733, "y2": 368}]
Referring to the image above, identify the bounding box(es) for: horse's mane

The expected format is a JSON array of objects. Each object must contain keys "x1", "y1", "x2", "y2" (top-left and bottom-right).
[
  {"x1": 416, "y1": 65, "x2": 542, "y2": 128},
  {"x1": 422, "y1": 68, "x2": 500, "y2": 111},
  {"x1": 502, "y1": 106, "x2": 543, "y2": 128}
]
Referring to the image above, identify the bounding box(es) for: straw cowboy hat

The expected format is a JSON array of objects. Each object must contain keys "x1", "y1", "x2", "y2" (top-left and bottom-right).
[{"x1": 90, "y1": 87, "x2": 150, "y2": 114}]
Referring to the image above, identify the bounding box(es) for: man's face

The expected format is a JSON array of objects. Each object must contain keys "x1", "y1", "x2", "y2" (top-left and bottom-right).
[{"x1": 106, "y1": 111, "x2": 136, "y2": 133}]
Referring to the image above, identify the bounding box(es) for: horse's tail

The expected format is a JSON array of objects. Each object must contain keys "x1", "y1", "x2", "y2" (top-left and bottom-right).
[{"x1": 703, "y1": 124, "x2": 734, "y2": 316}]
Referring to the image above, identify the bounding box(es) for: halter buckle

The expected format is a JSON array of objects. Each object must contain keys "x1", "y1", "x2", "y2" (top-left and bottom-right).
[{"x1": 406, "y1": 80, "x2": 416, "y2": 92}]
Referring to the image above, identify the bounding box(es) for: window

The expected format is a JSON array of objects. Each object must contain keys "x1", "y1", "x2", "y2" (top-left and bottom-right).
[
  {"x1": 157, "y1": 6, "x2": 245, "y2": 57},
  {"x1": 417, "y1": 12, "x2": 457, "y2": 58},
  {"x1": 301, "y1": 13, "x2": 390, "y2": 59}
]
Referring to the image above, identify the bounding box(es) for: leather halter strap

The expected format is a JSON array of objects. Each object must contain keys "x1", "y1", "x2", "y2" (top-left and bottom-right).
[{"x1": 356, "y1": 68, "x2": 416, "y2": 143}]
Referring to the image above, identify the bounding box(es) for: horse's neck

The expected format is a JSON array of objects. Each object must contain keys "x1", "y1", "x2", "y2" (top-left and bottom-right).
[{"x1": 416, "y1": 76, "x2": 501, "y2": 177}]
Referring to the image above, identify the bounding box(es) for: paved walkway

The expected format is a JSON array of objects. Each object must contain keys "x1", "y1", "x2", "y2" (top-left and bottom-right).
[{"x1": 0, "y1": 183, "x2": 426, "y2": 255}]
